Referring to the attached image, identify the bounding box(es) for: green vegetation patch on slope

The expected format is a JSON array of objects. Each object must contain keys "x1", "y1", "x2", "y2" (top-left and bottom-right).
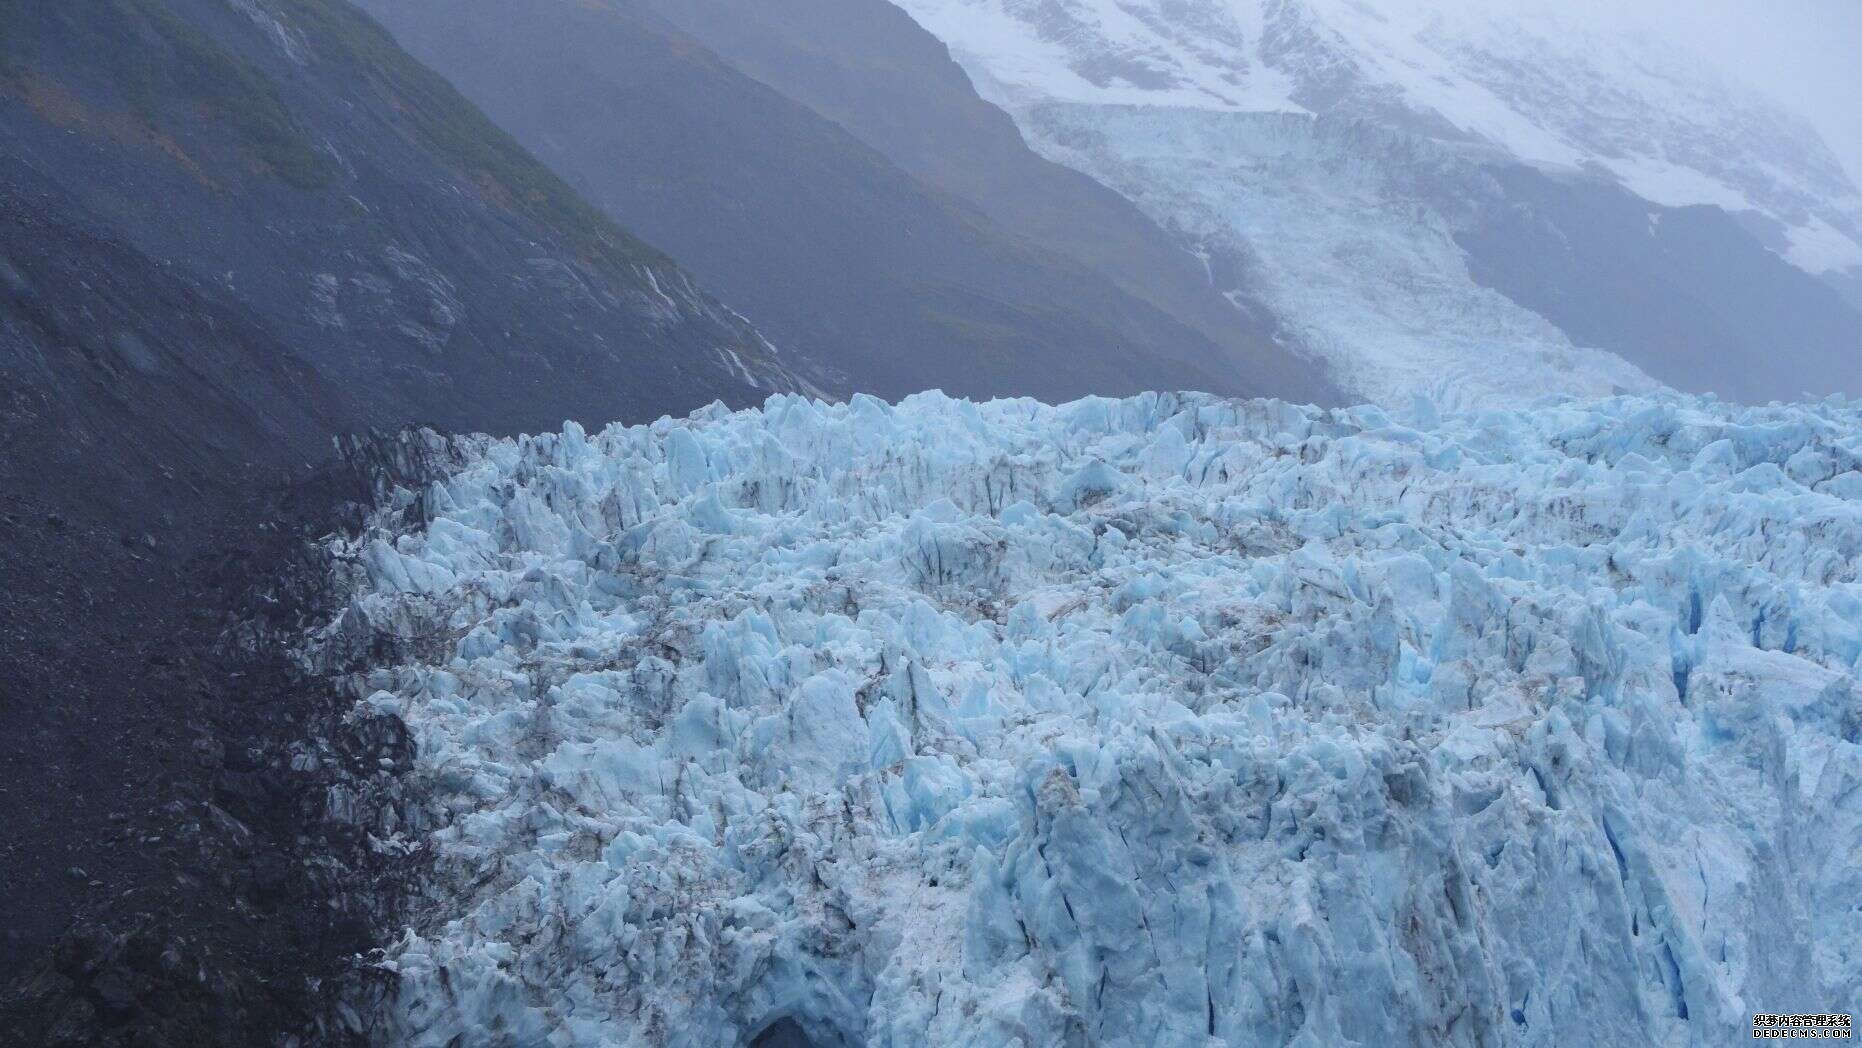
[
  {"x1": 0, "y1": 0, "x2": 680, "y2": 270},
  {"x1": 270, "y1": 0, "x2": 670, "y2": 268},
  {"x1": 0, "y1": 0, "x2": 332, "y2": 188}
]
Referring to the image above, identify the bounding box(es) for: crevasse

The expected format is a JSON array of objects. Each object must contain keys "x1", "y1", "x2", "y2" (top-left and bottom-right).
[{"x1": 317, "y1": 391, "x2": 1862, "y2": 1047}]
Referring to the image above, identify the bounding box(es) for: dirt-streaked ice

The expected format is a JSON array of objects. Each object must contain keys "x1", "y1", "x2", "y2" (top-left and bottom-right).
[{"x1": 319, "y1": 391, "x2": 1862, "y2": 1046}]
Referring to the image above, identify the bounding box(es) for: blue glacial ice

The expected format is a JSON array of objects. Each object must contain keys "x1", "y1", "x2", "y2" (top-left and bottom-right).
[{"x1": 315, "y1": 391, "x2": 1862, "y2": 1046}]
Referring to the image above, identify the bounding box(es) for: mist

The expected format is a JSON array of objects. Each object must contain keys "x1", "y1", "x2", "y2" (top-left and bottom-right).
[
  {"x1": 1675, "y1": 0, "x2": 1862, "y2": 184},
  {"x1": 1473, "y1": 0, "x2": 1862, "y2": 183}
]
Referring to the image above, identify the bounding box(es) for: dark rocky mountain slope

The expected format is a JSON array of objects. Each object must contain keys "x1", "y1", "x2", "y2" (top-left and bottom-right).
[
  {"x1": 1453, "y1": 164, "x2": 1862, "y2": 404},
  {"x1": 354, "y1": 0, "x2": 1331, "y2": 403},
  {"x1": 0, "y1": 159, "x2": 338, "y2": 523},
  {"x1": 0, "y1": 1, "x2": 794, "y2": 1043},
  {"x1": 640, "y1": 0, "x2": 1329, "y2": 404},
  {"x1": 0, "y1": 0, "x2": 793, "y2": 453}
]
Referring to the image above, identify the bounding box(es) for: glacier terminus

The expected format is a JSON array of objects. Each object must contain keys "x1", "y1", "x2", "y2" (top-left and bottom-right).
[{"x1": 313, "y1": 390, "x2": 1861, "y2": 1047}]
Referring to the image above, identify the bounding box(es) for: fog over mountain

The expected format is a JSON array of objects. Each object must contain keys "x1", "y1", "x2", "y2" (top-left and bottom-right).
[{"x1": 1551, "y1": 0, "x2": 1862, "y2": 186}]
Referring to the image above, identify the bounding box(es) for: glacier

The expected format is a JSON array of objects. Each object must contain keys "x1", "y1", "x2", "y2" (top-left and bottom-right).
[
  {"x1": 887, "y1": 0, "x2": 1862, "y2": 272},
  {"x1": 883, "y1": 0, "x2": 1862, "y2": 404},
  {"x1": 1018, "y1": 106, "x2": 1661, "y2": 408},
  {"x1": 315, "y1": 391, "x2": 1862, "y2": 1046}
]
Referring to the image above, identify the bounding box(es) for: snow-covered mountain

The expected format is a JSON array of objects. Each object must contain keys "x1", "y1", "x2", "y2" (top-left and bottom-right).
[
  {"x1": 322, "y1": 390, "x2": 1861, "y2": 1046},
  {"x1": 894, "y1": 0, "x2": 1862, "y2": 259},
  {"x1": 886, "y1": 0, "x2": 1862, "y2": 404}
]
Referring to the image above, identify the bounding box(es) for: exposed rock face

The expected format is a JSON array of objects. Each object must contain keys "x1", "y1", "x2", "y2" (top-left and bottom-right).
[{"x1": 323, "y1": 391, "x2": 1860, "y2": 1046}]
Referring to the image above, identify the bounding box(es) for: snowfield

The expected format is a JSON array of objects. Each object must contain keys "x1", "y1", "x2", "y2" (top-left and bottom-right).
[{"x1": 319, "y1": 391, "x2": 1862, "y2": 1046}]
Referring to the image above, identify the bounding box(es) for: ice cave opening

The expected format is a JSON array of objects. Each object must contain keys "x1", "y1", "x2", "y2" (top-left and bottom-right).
[{"x1": 748, "y1": 1017, "x2": 816, "y2": 1048}]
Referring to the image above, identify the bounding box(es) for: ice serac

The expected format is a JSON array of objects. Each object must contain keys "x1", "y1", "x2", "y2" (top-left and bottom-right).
[{"x1": 319, "y1": 391, "x2": 1862, "y2": 1046}]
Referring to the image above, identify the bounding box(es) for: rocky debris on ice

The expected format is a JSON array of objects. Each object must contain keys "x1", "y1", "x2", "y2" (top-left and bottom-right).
[{"x1": 315, "y1": 390, "x2": 1862, "y2": 1046}]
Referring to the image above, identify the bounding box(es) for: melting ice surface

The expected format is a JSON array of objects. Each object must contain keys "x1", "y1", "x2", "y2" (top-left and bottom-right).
[{"x1": 323, "y1": 391, "x2": 1862, "y2": 1046}]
